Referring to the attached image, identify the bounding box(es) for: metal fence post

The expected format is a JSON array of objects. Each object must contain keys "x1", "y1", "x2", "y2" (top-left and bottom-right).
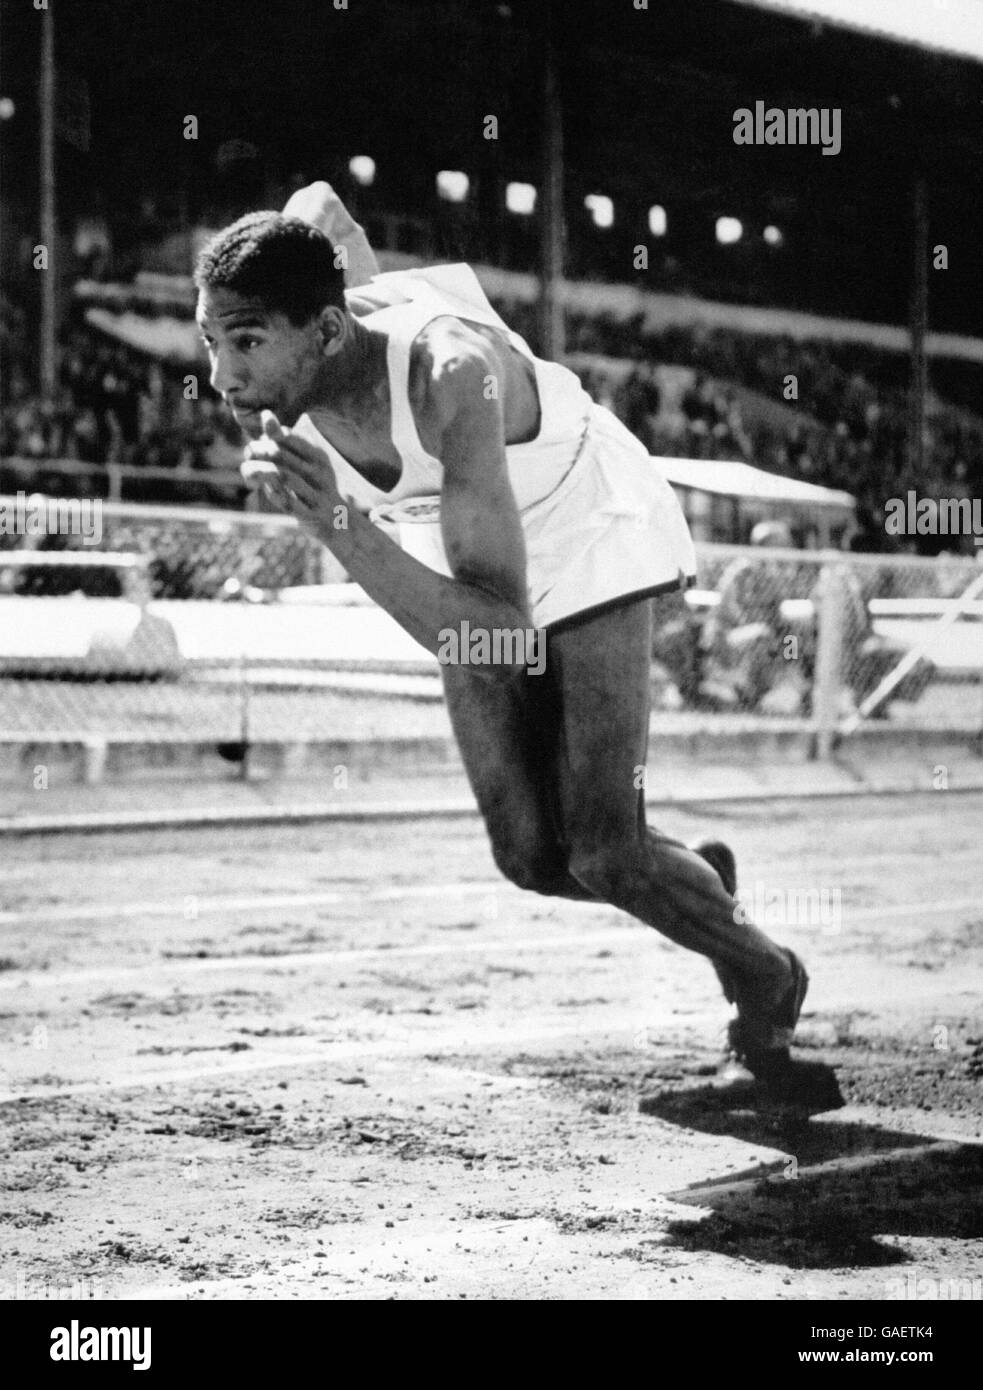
[{"x1": 812, "y1": 559, "x2": 847, "y2": 760}]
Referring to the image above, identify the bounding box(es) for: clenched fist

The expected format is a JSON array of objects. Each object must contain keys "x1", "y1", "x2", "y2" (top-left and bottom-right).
[{"x1": 243, "y1": 410, "x2": 351, "y2": 542}]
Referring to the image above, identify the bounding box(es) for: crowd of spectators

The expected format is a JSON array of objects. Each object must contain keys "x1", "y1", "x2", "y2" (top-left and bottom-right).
[
  {"x1": 1, "y1": 294, "x2": 241, "y2": 491},
  {"x1": 4, "y1": 287, "x2": 982, "y2": 553},
  {"x1": 557, "y1": 310, "x2": 983, "y2": 552}
]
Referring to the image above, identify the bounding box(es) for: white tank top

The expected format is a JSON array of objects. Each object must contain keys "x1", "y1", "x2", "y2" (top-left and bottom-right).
[{"x1": 290, "y1": 265, "x2": 595, "y2": 513}]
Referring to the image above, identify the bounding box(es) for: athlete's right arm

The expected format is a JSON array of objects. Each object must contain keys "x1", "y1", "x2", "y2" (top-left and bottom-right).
[
  {"x1": 243, "y1": 338, "x2": 532, "y2": 682},
  {"x1": 282, "y1": 181, "x2": 380, "y2": 287}
]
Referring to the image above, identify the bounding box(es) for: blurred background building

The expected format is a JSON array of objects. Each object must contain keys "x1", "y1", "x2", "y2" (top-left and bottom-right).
[
  {"x1": 2, "y1": 0, "x2": 982, "y2": 555},
  {"x1": 1, "y1": 0, "x2": 982, "y2": 742}
]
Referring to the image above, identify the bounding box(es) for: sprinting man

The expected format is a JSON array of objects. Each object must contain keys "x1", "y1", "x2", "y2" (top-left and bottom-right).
[{"x1": 194, "y1": 183, "x2": 841, "y2": 1107}]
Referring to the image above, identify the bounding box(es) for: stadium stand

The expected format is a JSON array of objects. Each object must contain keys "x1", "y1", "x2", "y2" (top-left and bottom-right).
[{"x1": 5, "y1": 284, "x2": 980, "y2": 557}]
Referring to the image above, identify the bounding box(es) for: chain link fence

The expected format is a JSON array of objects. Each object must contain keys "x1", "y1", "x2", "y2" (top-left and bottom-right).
[
  {"x1": 653, "y1": 544, "x2": 983, "y2": 739},
  {"x1": 1, "y1": 499, "x2": 981, "y2": 755}
]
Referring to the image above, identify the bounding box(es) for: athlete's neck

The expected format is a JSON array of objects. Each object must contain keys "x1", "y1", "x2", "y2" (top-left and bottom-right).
[{"x1": 306, "y1": 320, "x2": 388, "y2": 437}]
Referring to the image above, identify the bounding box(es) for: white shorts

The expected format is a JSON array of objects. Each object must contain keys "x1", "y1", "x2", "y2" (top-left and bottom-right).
[{"x1": 371, "y1": 404, "x2": 697, "y2": 631}]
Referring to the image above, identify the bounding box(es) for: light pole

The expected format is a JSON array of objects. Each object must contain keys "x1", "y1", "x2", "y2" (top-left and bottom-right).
[
  {"x1": 39, "y1": 0, "x2": 58, "y2": 401},
  {"x1": 538, "y1": 0, "x2": 565, "y2": 361}
]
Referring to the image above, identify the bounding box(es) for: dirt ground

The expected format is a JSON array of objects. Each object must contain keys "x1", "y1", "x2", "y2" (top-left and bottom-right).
[{"x1": 1, "y1": 791, "x2": 981, "y2": 1301}]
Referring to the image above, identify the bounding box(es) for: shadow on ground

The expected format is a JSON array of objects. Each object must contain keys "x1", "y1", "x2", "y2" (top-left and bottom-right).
[{"x1": 641, "y1": 1080, "x2": 983, "y2": 1268}]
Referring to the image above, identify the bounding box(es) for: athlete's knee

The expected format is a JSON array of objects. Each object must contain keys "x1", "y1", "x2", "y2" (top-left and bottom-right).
[
  {"x1": 567, "y1": 842, "x2": 638, "y2": 900},
  {"x1": 491, "y1": 840, "x2": 565, "y2": 896}
]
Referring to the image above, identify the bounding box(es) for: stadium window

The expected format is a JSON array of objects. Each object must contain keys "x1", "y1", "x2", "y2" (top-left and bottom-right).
[
  {"x1": 763, "y1": 224, "x2": 784, "y2": 247},
  {"x1": 715, "y1": 216, "x2": 743, "y2": 245},
  {"x1": 647, "y1": 204, "x2": 667, "y2": 237},
  {"x1": 436, "y1": 170, "x2": 469, "y2": 203},
  {"x1": 349, "y1": 155, "x2": 376, "y2": 187},
  {"x1": 585, "y1": 194, "x2": 614, "y2": 229},
  {"x1": 506, "y1": 182, "x2": 537, "y2": 215}
]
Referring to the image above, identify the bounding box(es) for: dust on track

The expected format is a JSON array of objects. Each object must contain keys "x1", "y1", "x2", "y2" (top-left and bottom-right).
[{"x1": 1, "y1": 793, "x2": 981, "y2": 1300}]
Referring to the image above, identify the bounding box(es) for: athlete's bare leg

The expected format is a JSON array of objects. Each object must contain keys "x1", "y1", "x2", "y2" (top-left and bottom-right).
[
  {"x1": 440, "y1": 660, "x2": 592, "y2": 901},
  {"x1": 548, "y1": 599, "x2": 791, "y2": 1011},
  {"x1": 442, "y1": 597, "x2": 793, "y2": 1012}
]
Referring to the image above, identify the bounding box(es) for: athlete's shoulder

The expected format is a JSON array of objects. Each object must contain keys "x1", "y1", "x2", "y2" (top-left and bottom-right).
[{"x1": 410, "y1": 317, "x2": 502, "y2": 431}]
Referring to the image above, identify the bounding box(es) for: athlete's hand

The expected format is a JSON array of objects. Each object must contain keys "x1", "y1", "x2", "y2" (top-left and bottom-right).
[
  {"x1": 283, "y1": 181, "x2": 358, "y2": 242},
  {"x1": 242, "y1": 411, "x2": 350, "y2": 541},
  {"x1": 282, "y1": 181, "x2": 380, "y2": 286}
]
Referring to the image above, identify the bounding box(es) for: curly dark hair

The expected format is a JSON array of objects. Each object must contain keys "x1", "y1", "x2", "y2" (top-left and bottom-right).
[{"x1": 193, "y1": 212, "x2": 346, "y2": 325}]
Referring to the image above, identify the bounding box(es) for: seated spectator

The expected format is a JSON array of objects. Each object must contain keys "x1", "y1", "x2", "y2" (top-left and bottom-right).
[{"x1": 699, "y1": 521, "x2": 807, "y2": 713}]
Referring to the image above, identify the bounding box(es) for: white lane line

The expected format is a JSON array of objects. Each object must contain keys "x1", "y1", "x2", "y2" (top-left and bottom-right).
[
  {"x1": 0, "y1": 847, "x2": 948, "y2": 891},
  {"x1": 849, "y1": 897, "x2": 981, "y2": 921},
  {"x1": 0, "y1": 893, "x2": 978, "y2": 996},
  {"x1": 0, "y1": 924, "x2": 642, "y2": 992},
  {"x1": 6, "y1": 781, "x2": 983, "y2": 838},
  {"x1": 2, "y1": 870, "x2": 979, "y2": 931},
  {"x1": 0, "y1": 880, "x2": 507, "y2": 927},
  {"x1": 0, "y1": 1012, "x2": 706, "y2": 1104}
]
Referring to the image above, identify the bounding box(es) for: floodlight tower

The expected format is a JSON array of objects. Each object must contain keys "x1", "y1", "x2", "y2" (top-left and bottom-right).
[
  {"x1": 39, "y1": 0, "x2": 57, "y2": 400},
  {"x1": 538, "y1": 0, "x2": 565, "y2": 360}
]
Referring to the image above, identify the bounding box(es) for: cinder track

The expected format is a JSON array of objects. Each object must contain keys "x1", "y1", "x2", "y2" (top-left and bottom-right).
[{"x1": 1, "y1": 794, "x2": 981, "y2": 1300}]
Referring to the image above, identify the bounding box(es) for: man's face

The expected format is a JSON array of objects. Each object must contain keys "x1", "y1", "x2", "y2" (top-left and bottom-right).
[{"x1": 196, "y1": 287, "x2": 324, "y2": 438}]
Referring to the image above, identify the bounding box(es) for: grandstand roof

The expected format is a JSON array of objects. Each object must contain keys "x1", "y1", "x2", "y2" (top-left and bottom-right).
[
  {"x1": 84, "y1": 308, "x2": 200, "y2": 364},
  {"x1": 4, "y1": 0, "x2": 982, "y2": 336},
  {"x1": 733, "y1": 0, "x2": 983, "y2": 65},
  {"x1": 659, "y1": 456, "x2": 856, "y2": 510}
]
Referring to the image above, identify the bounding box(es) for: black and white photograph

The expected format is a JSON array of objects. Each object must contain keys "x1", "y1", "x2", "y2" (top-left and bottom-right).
[{"x1": 0, "y1": 0, "x2": 981, "y2": 1334}]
